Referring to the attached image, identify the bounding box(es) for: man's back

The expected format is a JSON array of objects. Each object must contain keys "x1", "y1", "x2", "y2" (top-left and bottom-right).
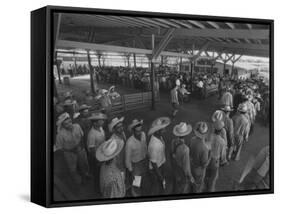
[
  {"x1": 232, "y1": 113, "x2": 249, "y2": 137},
  {"x1": 189, "y1": 137, "x2": 209, "y2": 168}
]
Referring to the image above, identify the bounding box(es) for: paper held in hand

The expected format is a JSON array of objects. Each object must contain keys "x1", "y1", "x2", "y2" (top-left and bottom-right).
[{"x1": 132, "y1": 176, "x2": 142, "y2": 187}]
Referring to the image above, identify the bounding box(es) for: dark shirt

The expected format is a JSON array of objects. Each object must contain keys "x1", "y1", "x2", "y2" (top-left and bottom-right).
[{"x1": 189, "y1": 136, "x2": 210, "y2": 169}]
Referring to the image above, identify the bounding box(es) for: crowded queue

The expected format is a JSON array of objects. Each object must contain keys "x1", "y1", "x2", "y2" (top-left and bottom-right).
[{"x1": 53, "y1": 76, "x2": 269, "y2": 198}]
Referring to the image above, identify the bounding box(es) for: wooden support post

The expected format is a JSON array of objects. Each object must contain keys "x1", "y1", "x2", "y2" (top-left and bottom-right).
[
  {"x1": 151, "y1": 34, "x2": 156, "y2": 110},
  {"x1": 133, "y1": 53, "x2": 136, "y2": 70},
  {"x1": 54, "y1": 51, "x2": 62, "y2": 84},
  {"x1": 190, "y1": 61, "x2": 194, "y2": 93},
  {"x1": 179, "y1": 57, "x2": 183, "y2": 72},
  {"x1": 87, "y1": 50, "x2": 95, "y2": 94},
  {"x1": 73, "y1": 52, "x2": 77, "y2": 77}
]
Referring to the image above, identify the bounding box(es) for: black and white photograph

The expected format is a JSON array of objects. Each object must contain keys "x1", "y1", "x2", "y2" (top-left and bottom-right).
[{"x1": 49, "y1": 8, "x2": 273, "y2": 205}]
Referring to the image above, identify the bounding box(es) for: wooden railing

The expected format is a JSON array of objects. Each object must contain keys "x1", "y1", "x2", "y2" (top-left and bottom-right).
[{"x1": 111, "y1": 91, "x2": 160, "y2": 115}]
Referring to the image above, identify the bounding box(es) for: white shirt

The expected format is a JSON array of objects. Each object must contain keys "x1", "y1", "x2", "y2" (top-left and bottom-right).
[
  {"x1": 125, "y1": 132, "x2": 147, "y2": 171},
  {"x1": 197, "y1": 81, "x2": 204, "y2": 88},
  {"x1": 87, "y1": 127, "x2": 105, "y2": 149},
  {"x1": 148, "y1": 135, "x2": 166, "y2": 169}
]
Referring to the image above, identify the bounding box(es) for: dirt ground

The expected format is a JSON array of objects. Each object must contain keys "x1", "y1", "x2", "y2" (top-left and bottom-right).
[{"x1": 54, "y1": 75, "x2": 270, "y2": 200}]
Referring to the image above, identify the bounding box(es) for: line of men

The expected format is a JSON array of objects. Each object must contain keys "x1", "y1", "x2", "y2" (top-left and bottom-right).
[{"x1": 54, "y1": 91, "x2": 268, "y2": 198}]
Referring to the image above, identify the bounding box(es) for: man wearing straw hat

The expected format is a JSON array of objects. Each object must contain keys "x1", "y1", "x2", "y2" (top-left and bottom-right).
[
  {"x1": 87, "y1": 112, "x2": 107, "y2": 191},
  {"x1": 221, "y1": 87, "x2": 233, "y2": 108},
  {"x1": 244, "y1": 94, "x2": 256, "y2": 135},
  {"x1": 170, "y1": 85, "x2": 180, "y2": 117},
  {"x1": 147, "y1": 117, "x2": 172, "y2": 195},
  {"x1": 125, "y1": 119, "x2": 148, "y2": 197},
  {"x1": 96, "y1": 89, "x2": 112, "y2": 115},
  {"x1": 171, "y1": 122, "x2": 194, "y2": 194},
  {"x1": 96, "y1": 138, "x2": 126, "y2": 198},
  {"x1": 74, "y1": 104, "x2": 91, "y2": 151},
  {"x1": 221, "y1": 105, "x2": 235, "y2": 161},
  {"x1": 211, "y1": 110, "x2": 228, "y2": 166},
  {"x1": 63, "y1": 91, "x2": 79, "y2": 118},
  {"x1": 189, "y1": 121, "x2": 211, "y2": 193},
  {"x1": 205, "y1": 120, "x2": 225, "y2": 192},
  {"x1": 232, "y1": 103, "x2": 251, "y2": 161},
  {"x1": 109, "y1": 117, "x2": 127, "y2": 182},
  {"x1": 55, "y1": 112, "x2": 90, "y2": 184}
]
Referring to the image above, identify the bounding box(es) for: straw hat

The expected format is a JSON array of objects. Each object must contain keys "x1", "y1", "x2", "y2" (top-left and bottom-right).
[
  {"x1": 213, "y1": 120, "x2": 225, "y2": 131},
  {"x1": 88, "y1": 112, "x2": 107, "y2": 121},
  {"x1": 128, "y1": 119, "x2": 143, "y2": 132},
  {"x1": 108, "y1": 117, "x2": 124, "y2": 132},
  {"x1": 64, "y1": 91, "x2": 73, "y2": 99},
  {"x1": 63, "y1": 98, "x2": 75, "y2": 106},
  {"x1": 237, "y1": 103, "x2": 248, "y2": 113},
  {"x1": 78, "y1": 104, "x2": 91, "y2": 112},
  {"x1": 173, "y1": 122, "x2": 192, "y2": 137},
  {"x1": 96, "y1": 138, "x2": 124, "y2": 162},
  {"x1": 211, "y1": 110, "x2": 225, "y2": 122},
  {"x1": 148, "y1": 117, "x2": 171, "y2": 136},
  {"x1": 56, "y1": 112, "x2": 70, "y2": 127},
  {"x1": 194, "y1": 121, "x2": 209, "y2": 139},
  {"x1": 221, "y1": 105, "x2": 233, "y2": 112},
  {"x1": 108, "y1": 85, "x2": 115, "y2": 92}
]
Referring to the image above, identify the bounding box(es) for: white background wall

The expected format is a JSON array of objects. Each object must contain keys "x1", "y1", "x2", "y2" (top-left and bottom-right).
[{"x1": 0, "y1": 0, "x2": 279, "y2": 213}]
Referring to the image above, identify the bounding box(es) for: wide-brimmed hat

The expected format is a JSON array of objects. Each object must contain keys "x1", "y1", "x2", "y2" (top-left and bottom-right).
[
  {"x1": 78, "y1": 104, "x2": 91, "y2": 112},
  {"x1": 173, "y1": 122, "x2": 192, "y2": 137},
  {"x1": 211, "y1": 110, "x2": 225, "y2": 122},
  {"x1": 255, "y1": 93, "x2": 262, "y2": 100},
  {"x1": 237, "y1": 103, "x2": 248, "y2": 113},
  {"x1": 63, "y1": 98, "x2": 75, "y2": 106},
  {"x1": 221, "y1": 105, "x2": 233, "y2": 112},
  {"x1": 108, "y1": 117, "x2": 124, "y2": 132},
  {"x1": 128, "y1": 119, "x2": 143, "y2": 132},
  {"x1": 64, "y1": 91, "x2": 73, "y2": 99},
  {"x1": 108, "y1": 85, "x2": 115, "y2": 92},
  {"x1": 148, "y1": 117, "x2": 171, "y2": 136},
  {"x1": 194, "y1": 121, "x2": 209, "y2": 139},
  {"x1": 88, "y1": 112, "x2": 107, "y2": 121},
  {"x1": 56, "y1": 112, "x2": 70, "y2": 127},
  {"x1": 246, "y1": 94, "x2": 253, "y2": 101},
  {"x1": 213, "y1": 120, "x2": 225, "y2": 131},
  {"x1": 96, "y1": 138, "x2": 124, "y2": 162}
]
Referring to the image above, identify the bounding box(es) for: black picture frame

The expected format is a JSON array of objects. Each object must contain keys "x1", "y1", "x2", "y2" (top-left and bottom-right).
[{"x1": 31, "y1": 5, "x2": 274, "y2": 208}]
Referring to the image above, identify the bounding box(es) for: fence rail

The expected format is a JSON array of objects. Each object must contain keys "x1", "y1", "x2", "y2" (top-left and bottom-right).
[{"x1": 111, "y1": 91, "x2": 160, "y2": 115}]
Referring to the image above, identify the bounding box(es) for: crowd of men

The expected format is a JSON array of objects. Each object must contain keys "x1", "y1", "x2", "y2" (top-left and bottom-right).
[{"x1": 53, "y1": 69, "x2": 270, "y2": 199}]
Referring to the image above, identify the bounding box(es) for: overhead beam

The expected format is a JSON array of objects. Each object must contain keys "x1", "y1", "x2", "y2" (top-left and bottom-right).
[
  {"x1": 225, "y1": 22, "x2": 235, "y2": 29},
  {"x1": 62, "y1": 26, "x2": 269, "y2": 40},
  {"x1": 223, "y1": 54, "x2": 235, "y2": 63},
  {"x1": 56, "y1": 39, "x2": 191, "y2": 58},
  {"x1": 154, "y1": 18, "x2": 181, "y2": 28},
  {"x1": 187, "y1": 20, "x2": 206, "y2": 29},
  {"x1": 207, "y1": 21, "x2": 220, "y2": 29},
  {"x1": 192, "y1": 42, "x2": 210, "y2": 60},
  {"x1": 246, "y1": 24, "x2": 252, "y2": 29},
  {"x1": 125, "y1": 16, "x2": 161, "y2": 28},
  {"x1": 108, "y1": 16, "x2": 145, "y2": 28},
  {"x1": 138, "y1": 17, "x2": 170, "y2": 28},
  {"x1": 232, "y1": 55, "x2": 243, "y2": 63},
  {"x1": 175, "y1": 28, "x2": 269, "y2": 39},
  {"x1": 169, "y1": 19, "x2": 193, "y2": 28},
  {"x1": 152, "y1": 28, "x2": 176, "y2": 60}
]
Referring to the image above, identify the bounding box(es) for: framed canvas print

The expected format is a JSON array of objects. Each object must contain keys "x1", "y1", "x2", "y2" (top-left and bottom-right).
[{"x1": 31, "y1": 5, "x2": 274, "y2": 207}]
